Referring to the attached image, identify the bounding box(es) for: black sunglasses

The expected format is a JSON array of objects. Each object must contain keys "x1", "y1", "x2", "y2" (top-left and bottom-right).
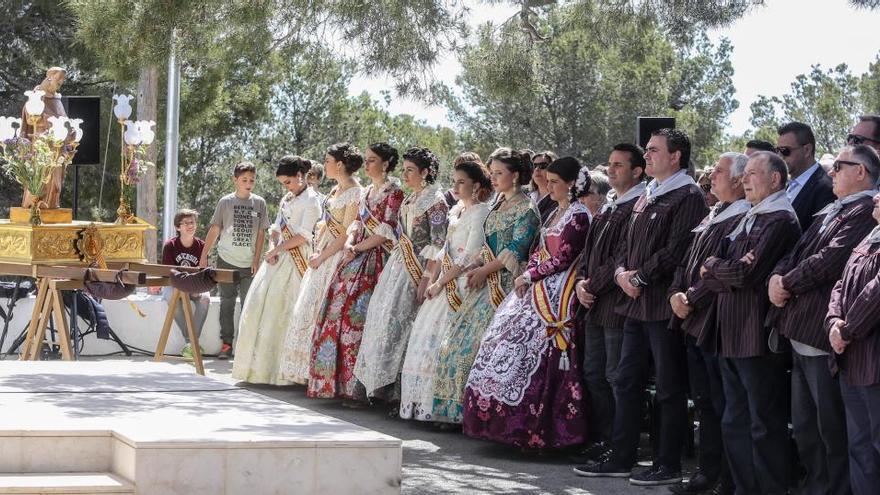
[
  {"x1": 774, "y1": 145, "x2": 803, "y2": 157},
  {"x1": 533, "y1": 160, "x2": 551, "y2": 169},
  {"x1": 832, "y1": 159, "x2": 863, "y2": 173},
  {"x1": 846, "y1": 134, "x2": 880, "y2": 146}
]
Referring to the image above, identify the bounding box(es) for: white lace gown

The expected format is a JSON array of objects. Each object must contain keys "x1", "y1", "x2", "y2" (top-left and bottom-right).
[
  {"x1": 231, "y1": 188, "x2": 322, "y2": 385},
  {"x1": 278, "y1": 184, "x2": 362, "y2": 384},
  {"x1": 399, "y1": 202, "x2": 491, "y2": 421},
  {"x1": 354, "y1": 184, "x2": 448, "y2": 397}
]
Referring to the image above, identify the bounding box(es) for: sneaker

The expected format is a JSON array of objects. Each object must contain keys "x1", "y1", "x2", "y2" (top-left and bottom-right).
[
  {"x1": 668, "y1": 471, "x2": 712, "y2": 494},
  {"x1": 180, "y1": 343, "x2": 193, "y2": 361},
  {"x1": 217, "y1": 343, "x2": 232, "y2": 360},
  {"x1": 567, "y1": 441, "x2": 611, "y2": 464},
  {"x1": 572, "y1": 459, "x2": 631, "y2": 478},
  {"x1": 629, "y1": 465, "x2": 682, "y2": 486}
]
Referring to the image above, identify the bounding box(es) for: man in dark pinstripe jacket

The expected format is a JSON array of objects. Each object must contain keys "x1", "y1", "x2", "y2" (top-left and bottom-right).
[
  {"x1": 667, "y1": 152, "x2": 751, "y2": 495},
  {"x1": 575, "y1": 129, "x2": 707, "y2": 486},
  {"x1": 769, "y1": 145, "x2": 880, "y2": 495},
  {"x1": 702, "y1": 151, "x2": 802, "y2": 495}
]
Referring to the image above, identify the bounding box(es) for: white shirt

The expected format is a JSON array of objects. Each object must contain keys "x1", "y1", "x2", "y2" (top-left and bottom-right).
[{"x1": 785, "y1": 162, "x2": 820, "y2": 202}]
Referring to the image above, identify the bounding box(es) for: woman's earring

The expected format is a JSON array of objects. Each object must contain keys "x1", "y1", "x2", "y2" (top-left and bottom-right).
[
  {"x1": 471, "y1": 188, "x2": 479, "y2": 202},
  {"x1": 421, "y1": 177, "x2": 427, "y2": 188}
]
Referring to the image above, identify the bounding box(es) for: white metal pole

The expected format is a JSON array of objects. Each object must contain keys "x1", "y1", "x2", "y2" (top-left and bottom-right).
[{"x1": 162, "y1": 37, "x2": 181, "y2": 242}]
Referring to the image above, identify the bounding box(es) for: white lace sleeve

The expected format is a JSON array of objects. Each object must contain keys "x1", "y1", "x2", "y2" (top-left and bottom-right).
[{"x1": 497, "y1": 248, "x2": 522, "y2": 275}]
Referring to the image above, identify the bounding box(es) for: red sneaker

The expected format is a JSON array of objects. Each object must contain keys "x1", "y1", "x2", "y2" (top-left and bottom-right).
[{"x1": 217, "y1": 343, "x2": 232, "y2": 360}]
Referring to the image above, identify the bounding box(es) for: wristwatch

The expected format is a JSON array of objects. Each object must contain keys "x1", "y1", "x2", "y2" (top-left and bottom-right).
[{"x1": 629, "y1": 273, "x2": 646, "y2": 288}]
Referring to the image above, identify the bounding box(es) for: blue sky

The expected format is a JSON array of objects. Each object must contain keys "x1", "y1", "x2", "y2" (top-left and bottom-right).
[{"x1": 349, "y1": 0, "x2": 880, "y2": 136}]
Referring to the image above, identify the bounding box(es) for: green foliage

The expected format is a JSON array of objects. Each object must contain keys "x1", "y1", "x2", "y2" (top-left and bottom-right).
[
  {"x1": 447, "y1": 4, "x2": 737, "y2": 168},
  {"x1": 0, "y1": 136, "x2": 60, "y2": 198},
  {"x1": 749, "y1": 64, "x2": 862, "y2": 154}
]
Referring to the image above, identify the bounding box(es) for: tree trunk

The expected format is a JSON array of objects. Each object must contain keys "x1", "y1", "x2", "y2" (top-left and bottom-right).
[{"x1": 137, "y1": 66, "x2": 159, "y2": 262}]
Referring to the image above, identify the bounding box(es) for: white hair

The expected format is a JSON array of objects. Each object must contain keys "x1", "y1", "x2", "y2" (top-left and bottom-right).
[{"x1": 720, "y1": 152, "x2": 749, "y2": 178}]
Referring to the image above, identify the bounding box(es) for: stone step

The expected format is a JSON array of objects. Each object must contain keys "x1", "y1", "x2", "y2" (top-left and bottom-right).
[{"x1": 0, "y1": 473, "x2": 134, "y2": 494}]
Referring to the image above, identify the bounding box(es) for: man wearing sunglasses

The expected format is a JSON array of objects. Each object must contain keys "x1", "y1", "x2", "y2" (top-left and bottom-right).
[
  {"x1": 767, "y1": 144, "x2": 880, "y2": 495},
  {"x1": 776, "y1": 122, "x2": 836, "y2": 230},
  {"x1": 847, "y1": 115, "x2": 880, "y2": 155}
]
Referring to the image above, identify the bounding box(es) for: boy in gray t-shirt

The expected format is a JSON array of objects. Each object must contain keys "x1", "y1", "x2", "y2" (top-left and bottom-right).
[{"x1": 200, "y1": 161, "x2": 269, "y2": 359}]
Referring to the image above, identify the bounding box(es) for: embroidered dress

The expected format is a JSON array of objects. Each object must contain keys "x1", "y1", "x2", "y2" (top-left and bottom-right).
[
  {"x1": 278, "y1": 183, "x2": 362, "y2": 384},
  {"x1": 307, "y1": 181, "x2": 404, "y2": 399},
  {"x1": 399, "y1": 201, "x2": 491, "y2": 420},
  {"x1": 462, "y1": 202, "x2": 591, "y2": 448},
  {"x1": 431, "y1": 191, "x2": 540, "y2": 424},
  {"x1": 354, "y1": 184, "x2": 449, "y2": 397},
  {"x1": 232, "y1": 188, "x2": 322, "y2": 384}
]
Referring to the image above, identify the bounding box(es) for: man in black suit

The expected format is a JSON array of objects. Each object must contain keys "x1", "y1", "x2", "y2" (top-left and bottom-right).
[{"x1": 776, "y1": 122, "x2": 836, "y2": 229}]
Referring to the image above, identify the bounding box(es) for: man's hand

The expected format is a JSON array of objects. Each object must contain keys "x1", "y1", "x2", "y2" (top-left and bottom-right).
[
  {"x1": 576, "y1": 279, "x2": 595, "y2": 308},
  {"x1": 616, "y1": 270, "x2": 641, "y2": 299},
  {"x1": 740, "y1": 251, "x2": 755, "y2": 265},
  {"x1": 829, "y1": 320, "x2": 849, "y2": 354},
  {"x1": 251, "y1": 260, "x2": 260, "y2": 275},
  {"x1": 768, "y1": 274, "x2": 791, "y2": 308},
  {"x1": 198, "y1": 255, "x2": 208, "y2": 268},
  {"x1": 670, "y1": 292, "x2": 692, "y2": 319}
]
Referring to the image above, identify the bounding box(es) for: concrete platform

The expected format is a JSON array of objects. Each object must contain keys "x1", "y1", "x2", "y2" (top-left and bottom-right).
[{"x1": 0, "y1": 361, "x2": 402, "y2": 494}]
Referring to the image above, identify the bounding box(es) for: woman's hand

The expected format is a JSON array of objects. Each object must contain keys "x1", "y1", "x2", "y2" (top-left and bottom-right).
[
  {"x1": 466, "y1": 266, "x2": 488, "y2": 290},
  {"x1": 514, "y1": 275, "x2": 529, "y2": 298},
  {"x1": 417, "y1": 276, "x2": 431, "y2": 304},
  {"x1": 308, "y1": 252, "x2": 323, "y2": 269},
  {"x1": 426, "y1": 281, "x2": 443, "y2": 300}
]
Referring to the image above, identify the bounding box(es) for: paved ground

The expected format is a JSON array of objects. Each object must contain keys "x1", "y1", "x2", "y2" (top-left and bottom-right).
[{"x1": 191, "y1": 358, "x2": 687, "y2": 495}]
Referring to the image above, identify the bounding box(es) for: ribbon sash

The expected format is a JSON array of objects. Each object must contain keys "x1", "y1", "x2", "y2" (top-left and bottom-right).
[
  {"x1": 361, "y1": 206, "x2": 395, "y2": 253},
  {"x1": 531, "y1": 248, "x2": 578, "y2": 351},
  {"x1": 530, "y1": 247, "x2": 579, "y2": 370},
  {"x1": 398, "y1": 232, "x2": 424, "y2": 287},
  {"x1": 441, "y1": 253, "x2": 463, "y2": 312},
  {"x1": 279, "y1": 222, "x2": 309, "y2": 278},
  {"x1": 480, "y1": 243, "x2": 506, "y2": 308}
]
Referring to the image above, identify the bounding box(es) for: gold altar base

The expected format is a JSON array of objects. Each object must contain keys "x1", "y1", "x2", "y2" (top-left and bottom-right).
[
  {"x1": 9, "y1": 207, "x2": 73, "y2": 225},
  {"x1": 0, "y1": 218, "x2": 155, "y2": 264}
]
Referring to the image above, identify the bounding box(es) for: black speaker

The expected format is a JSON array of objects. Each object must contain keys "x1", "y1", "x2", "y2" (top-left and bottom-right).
[
  {"x1": 62, "y1": 96, "x2": 101, "y2": 165},
  {"x1": 635, "y1": 117, "x2": 676, "y2": 148}
]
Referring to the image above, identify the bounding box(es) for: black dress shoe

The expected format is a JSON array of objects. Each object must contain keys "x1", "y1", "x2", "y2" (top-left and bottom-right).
[
  {"x1": 668, "y1": 472, "x2": 713, "y2": 494},
  {"x1": 707, "y1": 479, "x2": 735, "y2": 495},
  {"x1": 567, "y1": 441, "x2": 611, "y2": 464}
]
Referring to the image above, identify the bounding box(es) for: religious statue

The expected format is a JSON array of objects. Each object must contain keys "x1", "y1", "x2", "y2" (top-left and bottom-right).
[{"x1": 20, "y1": 67, "x2": 73, "y2": 210}]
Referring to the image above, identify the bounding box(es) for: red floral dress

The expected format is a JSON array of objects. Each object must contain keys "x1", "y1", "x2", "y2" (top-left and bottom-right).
[{"x1": 307, "y1": 181, "x2": 404, "y2": 399}]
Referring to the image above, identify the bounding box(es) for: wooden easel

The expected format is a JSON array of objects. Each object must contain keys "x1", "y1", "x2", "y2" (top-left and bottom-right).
[{"x1": 110, "y1": 263, "x2": 239, "y2": 376}]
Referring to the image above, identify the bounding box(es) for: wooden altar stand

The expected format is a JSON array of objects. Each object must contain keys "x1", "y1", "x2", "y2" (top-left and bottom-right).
[
  {"x1": 0, "y1": 263, "x2": 146, "y2": 362},
  {"x1": 109, "y1": 262, "x2": 239, "y2": 376}
]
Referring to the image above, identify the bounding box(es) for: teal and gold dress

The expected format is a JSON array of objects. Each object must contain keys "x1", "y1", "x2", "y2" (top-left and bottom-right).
[{"x1": 430, "y1": 190, "x2": 540, "y2": 423}]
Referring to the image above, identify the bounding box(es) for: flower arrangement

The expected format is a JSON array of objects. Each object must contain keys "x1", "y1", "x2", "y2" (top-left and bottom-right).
[{"x1": 0, "y1": 134, "x2": 63, "y2": 205}]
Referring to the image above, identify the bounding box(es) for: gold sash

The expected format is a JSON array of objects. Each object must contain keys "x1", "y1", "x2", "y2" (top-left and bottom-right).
[
  {"x1": 441, "y1": 253, "x2": 462, "y2": 312},
  {"x1": 363, "y1": 212, "x2": 395, "y2": 253},
  {"x1": 325, "y1": 214, "x2": 344, "y2": 239},
  {"x1": 531, "y1": 247, "x2": 578, "y2": 352},
  {"x1": 480, "y1": 244, "x2": 506, "y2": 308},
  {"x1": 398, "y1": 232, "x2": 424, "y2": 287},
  {"x1": 280, "y1": 224, "x2": 308, "y2": 278}
]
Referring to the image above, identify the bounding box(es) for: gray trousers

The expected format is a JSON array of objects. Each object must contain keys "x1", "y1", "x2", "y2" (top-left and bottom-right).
[
  {"x1": 217, "y1": 257, "x2": 254, "y2": 345},
  {"x1": 791, "y1": 352, "x2": 851, "y2": 495},
  {"x1": 162, "y1": 287, "x2": 209, "y2": 343},
  {"x1": 582, "y1": 320, "x2": 623, "y2": 443}
]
